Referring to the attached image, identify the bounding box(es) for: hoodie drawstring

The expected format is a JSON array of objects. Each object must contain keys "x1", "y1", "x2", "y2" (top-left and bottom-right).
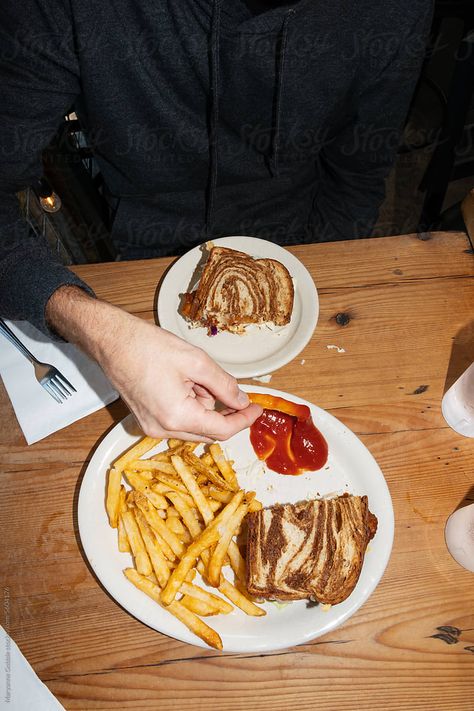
[{"x1": 270, "y1": 8, "x2": 294, "y2": 178}]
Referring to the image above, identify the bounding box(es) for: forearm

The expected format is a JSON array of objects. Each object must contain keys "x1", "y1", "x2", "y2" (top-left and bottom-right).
[
  {"x1": 46, "y1": 285, "x2": 260, "y2": 441},
  {"x1": 45, "y1": 285, "x2": 132, "y2": 364}
]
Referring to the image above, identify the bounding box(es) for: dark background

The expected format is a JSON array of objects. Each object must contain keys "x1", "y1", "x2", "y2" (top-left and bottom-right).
[{"x1": 31, "y1": 1, "x2": 474, "y2": 263}]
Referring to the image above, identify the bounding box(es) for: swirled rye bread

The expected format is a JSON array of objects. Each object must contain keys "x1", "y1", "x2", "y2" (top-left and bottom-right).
[
  {"x1": 246, "y1": 495, "x2": 378, "y2": 604},
  {"x1": 181, "y1": 246, "x2": 294, "y2": 334}
]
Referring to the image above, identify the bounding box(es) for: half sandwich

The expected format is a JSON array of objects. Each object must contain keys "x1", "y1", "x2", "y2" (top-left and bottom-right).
[
  {"x1": 246, "y1": 495, "x2": 378, "y2": 605},
  {"x1": 181, "y1": 245, "x2": 294, "y2": 334}
]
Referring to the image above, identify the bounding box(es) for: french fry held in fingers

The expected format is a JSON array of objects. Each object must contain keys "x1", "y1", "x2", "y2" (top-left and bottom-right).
[{"x1": 124, "y1": 568, "x2": 223, "y2": 650}]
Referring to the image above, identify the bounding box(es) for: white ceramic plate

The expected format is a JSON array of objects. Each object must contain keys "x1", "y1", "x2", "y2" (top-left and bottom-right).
[
  {"x1": 156, "y1": 236, "x2": 318, "y2": 378},
  {"x1": 78, "y1": 385, "x2": 394, "y2": 653}
]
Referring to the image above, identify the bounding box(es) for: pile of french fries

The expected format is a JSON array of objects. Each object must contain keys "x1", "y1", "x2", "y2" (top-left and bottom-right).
[{"x1": 106, "y1": 435, "x2": 265, "y2": 650}]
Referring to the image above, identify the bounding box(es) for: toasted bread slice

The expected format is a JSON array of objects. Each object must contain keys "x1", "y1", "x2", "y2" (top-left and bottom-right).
[
  {"x1": 246, "y1": 496, "x2": 377, "y2": 604},
  {"x1": 181, "y1": 246, "x2": 294, "y2": 334}
]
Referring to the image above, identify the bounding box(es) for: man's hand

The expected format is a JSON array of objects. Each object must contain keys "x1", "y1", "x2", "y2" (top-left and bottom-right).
[{"x1": 46, "y1": 286, "x2": 262, "y2": 441}]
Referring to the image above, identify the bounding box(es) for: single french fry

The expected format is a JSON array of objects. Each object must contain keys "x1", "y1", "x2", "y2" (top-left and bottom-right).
[
  {"x1": 135, "y1": 509, "x2": 171, "y2": 587},
  {"x1": 179, "y1": 596, "x2": 220, "y2": 616},
  {"x1": 152, "y1": 472, "x2": 192, "y2": 497},
  {"x1": 128, "y1": 459, "x2": 177, "y2": 476},
  {"x1": 179, "y1": 582, "x2": 233, "y2": 614},
  {"x1": 153, "y1": 530, "x2": 176, "y2": 561},
  {"x1": 150, "y1": 450, "x2": 172, "y2": 462},
  {"x1": 171, "y1": 455, "x2": 214, "y2": 525},
  {"x1": 124, "y1": 468, "x2": 155, "y2": 482},
  {"x1": 113, "y1": 437, "x2": 161, "y2": 472},
  {"x1": 166, "y1": 492, "x2": 203, "y2": 539},
  {"x1": 183, "y1": 451, "x2": 234, "y2": 491},
  {"x1": 249, "y1": 499, "x2": 263, "y2": 512},
  {"x1": 209, "y1": 486, "x2": 232, "y2": 504},
  {"x1": 218, "y1": 576, "x2": 266, "y2": 616},
  {"x1": 209, "y1": 443, "x2": 239, "y2": 491},
  {"x1": 117, "y1": 486, "x2": 131, "y2": 552},
  {"x1": 125, "y1": 471, "x2": 169, "y2": 509},
  {"x1": 169, "y1": 597, "x2": 222, "y2": 649},
  {"x1": 118, "y1": 515, "x2": 131, "y2": 553},
  {"x1": 208, "y1": 503, "x2": 249, "y2": 587},
  {"x1": 150, "y1": 480, "x2": 173, "y2": 495},
  {"x1": 165, "y1": 516, "x2": 186, "y2": 536},
  {"x1": 119, "y1": 485, "x2": 128, "y2": 513},
  {"x1": 200, "y1": 452, "x2": 215, "y2": 467},
  {"x1": 123, "y1": 568, "x2": 222, "y2": 650},
  {"x1": 106, "y1": 468, "x2": 122, "y2": 528},
  {"x1": 161, "y1": 491, "x2": 244, "y2": 605},
  {"x1": 134, "y1": 492, "x2": 184, "y2": 558},
  {"x1": 126, "y1": 471, "x2": 168, "y2": 509},
  {"x1": 208, "y1": 499, "x2": 222, "y2": 513},
  {"x1": 227, "y1": 541, "x2": 246, "y2": 582},
  {"x1": 121, "y1": 509, "x2": 152, "y2": 576},
  {"x1": 178, "y1": 528, "x2": 192, "y2": 544}
]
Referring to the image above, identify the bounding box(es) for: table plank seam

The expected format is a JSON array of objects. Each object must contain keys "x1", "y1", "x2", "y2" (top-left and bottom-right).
[{"x1": 39, "y1": 639, "x2": 355, "y2": 682}]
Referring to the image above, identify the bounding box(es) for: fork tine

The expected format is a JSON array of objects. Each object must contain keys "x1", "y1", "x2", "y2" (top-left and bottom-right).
[
  {"x1": 43, "y1": 381, "x2": 63, "y2": 404},
  {"x1": 48, "y1": 379, "x2": 67, "y2": 402},
  {"x1": 55, "y1": 371, "x2": 77, "y2": 393},
  {"x1": 51, "y1": 377, "x2": 70, "y2": 399}
]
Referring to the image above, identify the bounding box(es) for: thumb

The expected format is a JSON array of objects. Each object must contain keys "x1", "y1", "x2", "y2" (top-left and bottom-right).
[{"x1": 195, "y1": 360, "x2": 250, "y2": 411}]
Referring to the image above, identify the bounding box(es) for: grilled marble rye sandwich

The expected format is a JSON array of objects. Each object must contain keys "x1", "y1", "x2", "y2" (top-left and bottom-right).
[
  {"x1": 246, "y1": 495, "x2": 378, "y2": 605},
  {"x1": 181, "y1": 246, "x2": 294, "y2": 334}
]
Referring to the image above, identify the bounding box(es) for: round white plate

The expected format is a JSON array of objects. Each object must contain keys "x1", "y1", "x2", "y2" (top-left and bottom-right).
[
  {"x1": 157, "y1": 236, "x2": 318, "y2": 378},
  {"x1": 78, "y1": 385, "x2": 394, "y2": 653}
]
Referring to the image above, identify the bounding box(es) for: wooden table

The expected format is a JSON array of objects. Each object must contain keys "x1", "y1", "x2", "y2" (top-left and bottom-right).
[{"x1": 1, "y1": 231, "x2": 474, "y2": 710}]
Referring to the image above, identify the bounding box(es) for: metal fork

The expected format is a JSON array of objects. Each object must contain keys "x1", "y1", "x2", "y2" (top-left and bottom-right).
[{"x1": 0, "y1": 319, "x2": 76, "y2": 404}]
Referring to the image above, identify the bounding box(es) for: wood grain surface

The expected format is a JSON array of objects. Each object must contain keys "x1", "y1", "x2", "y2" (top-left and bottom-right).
[{"x1": 1, "y1": 232, "x2": 474, "y2": 711}]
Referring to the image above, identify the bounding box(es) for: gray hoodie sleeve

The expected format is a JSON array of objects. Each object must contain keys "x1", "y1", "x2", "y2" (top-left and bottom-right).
[
  {"x1": 0, "y1": 0, "x2": 94, "y2": 337},
  {"x1": 312, "y1": 2, "x2": 433, "y2": 241}
]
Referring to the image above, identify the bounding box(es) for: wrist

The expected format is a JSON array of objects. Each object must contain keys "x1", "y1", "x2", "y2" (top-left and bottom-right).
[{"x1": 45, "y1": 285, "x2": 133, "y2": 363}]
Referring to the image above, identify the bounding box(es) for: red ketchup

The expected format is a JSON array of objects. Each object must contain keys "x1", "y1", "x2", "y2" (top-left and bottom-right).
[{"x1": 248, "y1": 393, "x2": 328, "y2": 476}]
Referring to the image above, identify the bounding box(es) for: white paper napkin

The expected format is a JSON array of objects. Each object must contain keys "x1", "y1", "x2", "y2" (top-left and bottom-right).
[
  {"x1": 0, "y1": 625, "x2": 66, "y2": 710},
  {"x1": 0, "y1": 320, "x2": 118, "y2": 444}
]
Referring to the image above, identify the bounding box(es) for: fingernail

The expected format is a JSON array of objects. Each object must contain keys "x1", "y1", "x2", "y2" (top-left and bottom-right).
[{"x1": 237, "y1": 390, "x2": 249, "y2": 407}]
